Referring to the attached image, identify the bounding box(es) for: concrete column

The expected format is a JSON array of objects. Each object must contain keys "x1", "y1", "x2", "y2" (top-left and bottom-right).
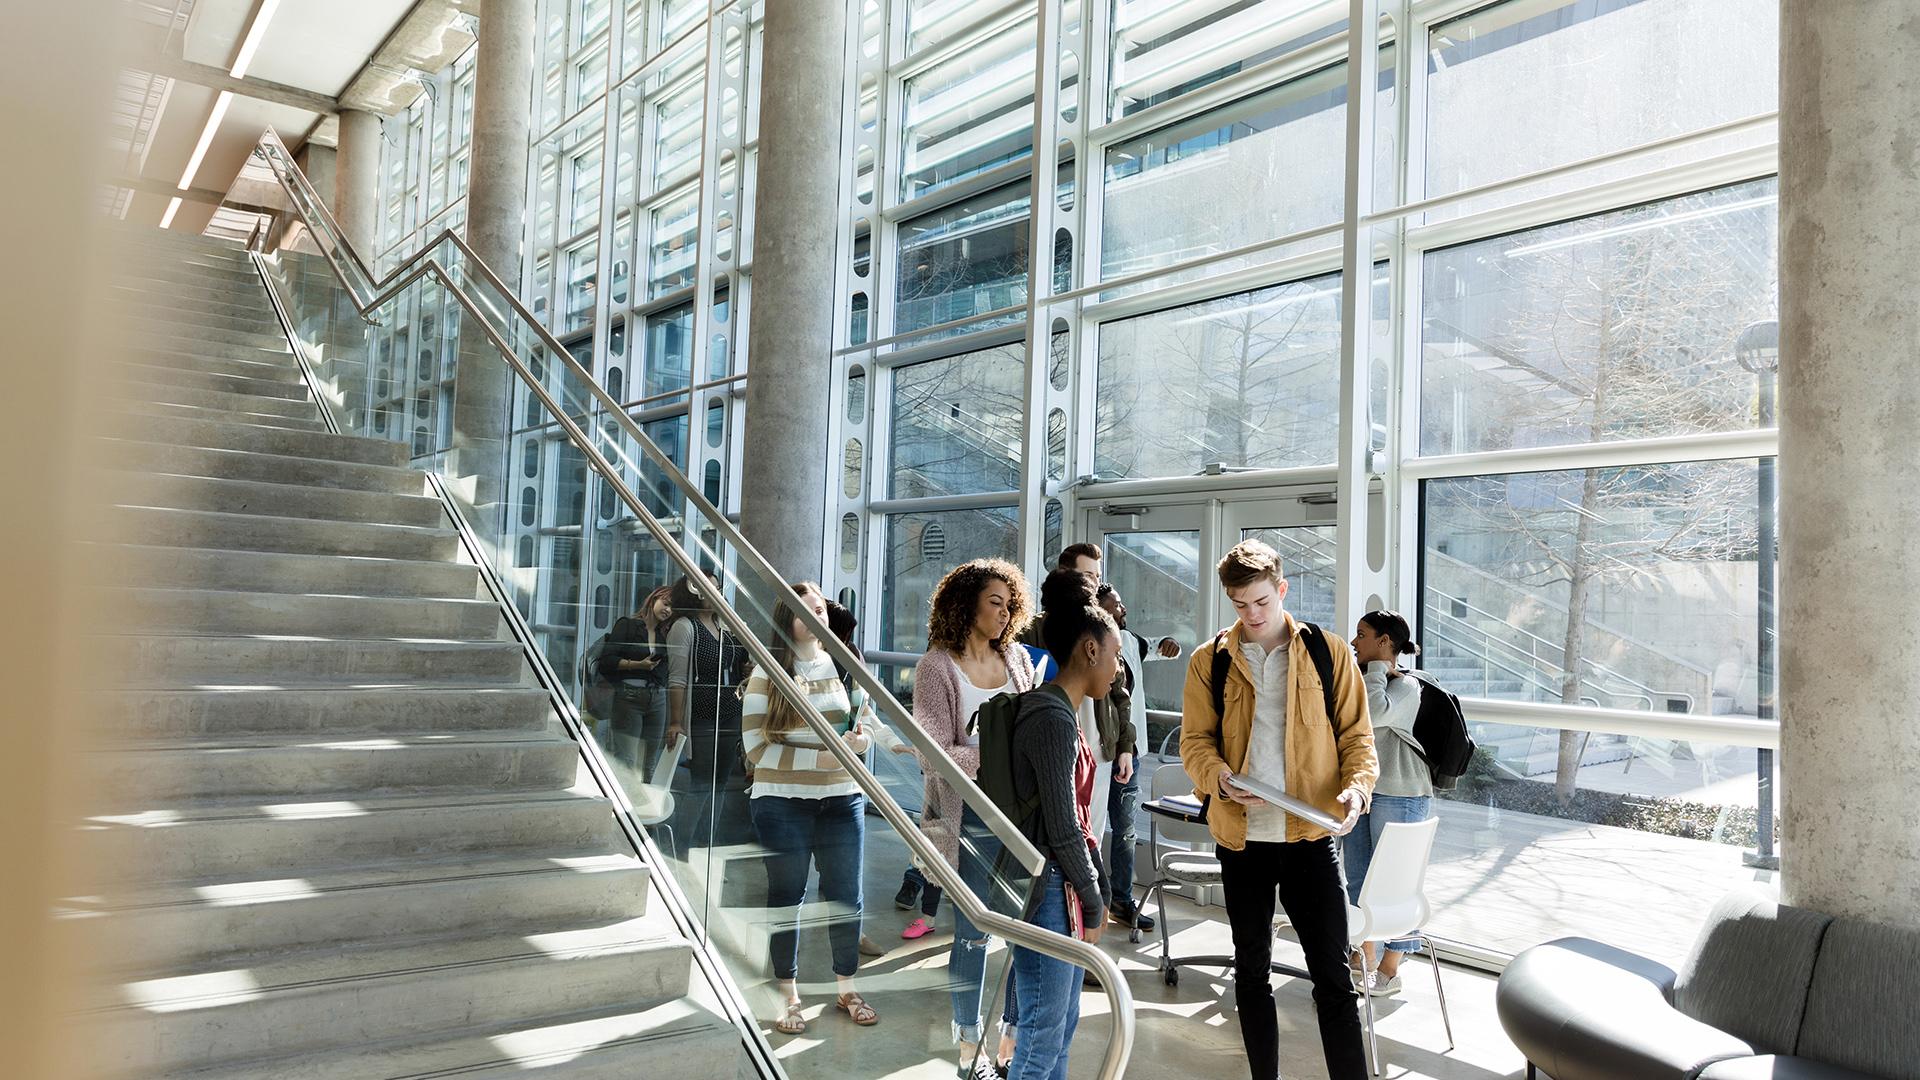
[
  {"x1": 277, "y1": 144, "x2": 336, "y2": 252},
  {"x1": 334, "y1": 110, "x2": 381, "y2": 259},
  {"x1": 450, "y1": 0, "x2": 536, "y2": 523},
  {"x1": 739, "y1": 0, "x2": 848, "y2": 580},
  {"x1": 1778, "y1": 0, "x2": 1920, "y2": 929}
]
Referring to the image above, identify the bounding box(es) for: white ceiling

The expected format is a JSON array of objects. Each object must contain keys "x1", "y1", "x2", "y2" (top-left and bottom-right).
[{"x1": 127, "y1": 0, "x2": 417, "y2": 233}]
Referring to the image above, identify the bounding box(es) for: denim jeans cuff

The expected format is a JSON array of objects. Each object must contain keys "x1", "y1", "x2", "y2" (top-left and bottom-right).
[{"x1": 952, "y1": 1020, "x2": 984, "y2": 1045}]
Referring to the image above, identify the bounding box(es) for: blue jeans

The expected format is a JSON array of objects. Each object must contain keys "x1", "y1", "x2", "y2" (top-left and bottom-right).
[
  {"x1": 949, "y1": 805, "x2": 1006, "y2": 1043},
  {"x1": 1006, "y1": 864, "x2": 1082, "y2": 1080},
  {"x1": 1340, "y1": 793, "x2": 1433, "y2": 953},
  {"x1": 750, "y1": 794, "x2": 866, "y2": 979},
  {"x1": 1106, "y1": 767, "x2": 1140, "y2": 908}
]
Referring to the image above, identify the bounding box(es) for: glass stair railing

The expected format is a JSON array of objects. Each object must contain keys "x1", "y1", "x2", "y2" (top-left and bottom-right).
[{"x1": 246, "y1": 128, "x2": 1134, "y2": 1080}]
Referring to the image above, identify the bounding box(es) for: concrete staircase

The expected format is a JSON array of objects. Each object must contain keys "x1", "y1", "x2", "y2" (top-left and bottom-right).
[{"x1": 73, "y1": 229, "x2": 741, "y2": 1080}]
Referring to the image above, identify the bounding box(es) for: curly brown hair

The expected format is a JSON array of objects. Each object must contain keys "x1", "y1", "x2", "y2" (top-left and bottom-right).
[{"x1": 926, "y1": 558, "x2": 1032, "y2": 655}]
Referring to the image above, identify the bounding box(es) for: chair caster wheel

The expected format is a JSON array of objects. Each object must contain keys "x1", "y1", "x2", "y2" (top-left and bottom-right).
[
  {"x1": 1130, "y1": 928, "x2": 1141, "y2": 944},
  {"x1": 1164, "y1": 967, "x2": 1179, "y2": 987}
]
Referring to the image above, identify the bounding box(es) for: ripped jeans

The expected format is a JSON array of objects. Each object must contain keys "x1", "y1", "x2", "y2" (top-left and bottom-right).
[{"x1": 950, "y1": 804, "x2": 1006, "y2": 1044}]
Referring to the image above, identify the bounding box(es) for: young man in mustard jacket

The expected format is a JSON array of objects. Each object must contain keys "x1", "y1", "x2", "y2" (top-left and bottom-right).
[{"x1": 1181, "y1": 539, "x2": 1378, "y2": 1080}]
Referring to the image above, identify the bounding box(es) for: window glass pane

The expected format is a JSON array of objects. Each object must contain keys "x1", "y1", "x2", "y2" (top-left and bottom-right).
[
  {"x1": 574, "y1": 41, "x2": 610, "y2": 111},
  {"x1": 564, "y1": 241, "x2": 599, "y2": 332},
  {"x1": 1109, "y1": 0, "x2": 1344, "y2": 119},
  {"x1": 1425, "y1": 0, "x2": 1778, "y2": 210},
  {"x1": 888, "y1": 344, "x2": 1025, "y2": 498},
  {"x1": 895, "y1": 183, "x2": 1030, "y2": 334},
  {"x1": 1103, "y1": 64, "x2": 1347, "y2": 281},
  {"x1": 880, "y1": 507, "x2": 1019, "y2": 654},
  {"x1": 569, "y1": 140, "x2": 603, "y2": 234},
  {"x1": 1094, "y1": 272, "x2": 1342, "y2": 479},
  {"x1": 648, "y1": 186, "x2": 698, "y2": 296},
  {"x1": 643, "y1": 302, "x2": 693, "y2": 399},
  {"x1": 658, "y1": 0, "x2": 703, "y2": 51},
  {"x1": 900, "y1": 22, "x2": 1034, "y2": 200},
  {"x1": 1419, "y1": 179, "x2": 1778, "y2": 457},
  {"x1": 1422, "y1": 460, "x2": 1767, "y2": 717},
  {"x1": 578, "y1": 0, "x2": 611, "y2": 45},
  {"x1": 652, "y1": 78, "x2": 703, "y2": 190}
]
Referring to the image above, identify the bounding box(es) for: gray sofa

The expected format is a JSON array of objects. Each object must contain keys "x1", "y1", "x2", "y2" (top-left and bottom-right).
[{"x1": 1496, "y1": 888, "x2": 1920, "y2": 1080}]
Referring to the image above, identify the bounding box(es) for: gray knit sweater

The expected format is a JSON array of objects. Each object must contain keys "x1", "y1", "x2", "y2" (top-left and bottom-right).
[{"x1": 1011, "y1": 685, "x2": 1107, "y2": 924}]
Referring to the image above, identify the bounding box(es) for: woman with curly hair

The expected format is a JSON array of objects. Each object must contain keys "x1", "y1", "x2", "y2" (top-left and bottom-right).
[{"x1": 902, "y1": 558, "x2": 1036, "y2": 1078}]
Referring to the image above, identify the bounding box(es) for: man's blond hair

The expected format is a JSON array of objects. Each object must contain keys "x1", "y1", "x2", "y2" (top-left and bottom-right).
[{"x1": 1216, "y1": 539, "x2": 1285, "y2": 591}]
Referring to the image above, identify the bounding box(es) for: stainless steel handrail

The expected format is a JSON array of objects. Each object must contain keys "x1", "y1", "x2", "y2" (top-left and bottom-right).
[{"x1": 251, "y1": 127, "x2": 1134, "y2": 1079}]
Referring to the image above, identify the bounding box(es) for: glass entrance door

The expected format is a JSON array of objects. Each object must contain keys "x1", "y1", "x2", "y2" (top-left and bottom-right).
[{"x1": 1083, "y1": 493, "x2": 1337, "y2": 751}]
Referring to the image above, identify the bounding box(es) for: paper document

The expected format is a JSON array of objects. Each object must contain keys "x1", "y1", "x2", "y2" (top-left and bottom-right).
[{"x1": 1224, "y1": 774, "x2": 1343, "y2": 832}]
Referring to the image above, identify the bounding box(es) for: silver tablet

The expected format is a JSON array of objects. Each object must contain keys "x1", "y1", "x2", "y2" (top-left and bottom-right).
[{"x1": 1224, "y1": 774, "x2": 1345, "y2": 832}]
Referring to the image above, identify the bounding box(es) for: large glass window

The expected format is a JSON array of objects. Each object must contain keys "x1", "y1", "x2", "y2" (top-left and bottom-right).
[
  {"x1": 1108, "y1": 0, "x2": 1344, "y2": 118},
  {"x1": 895, "y1": 183, "x2": 1031, "y2": 334},
  {"x1": 899, "y1": 23, "x2": 1035, "y2": 199},
  {"x1": 1425, "y1": 0, "x2": 1778, "y2": 207},
  {"x1": 1103, "y1": 64, "x2": 1348, "y2": 280},
  {"x1": 1420, "y1": 179, "x2": 1778, "y2": 456},
  {"x1": 1094, "y1": 272, "x2": 1343, "y2": 479},
  {"x1": 888, "y1": 344, "x2": 1026, "y2": 498},
  {"x1": 879, "y1": 506, "x2": 1019, "y2": 654}
]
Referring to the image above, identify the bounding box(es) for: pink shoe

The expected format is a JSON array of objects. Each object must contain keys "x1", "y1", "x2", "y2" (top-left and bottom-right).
[{"x1": 901, "y1": 917, "x2": 934, "y2": 940}]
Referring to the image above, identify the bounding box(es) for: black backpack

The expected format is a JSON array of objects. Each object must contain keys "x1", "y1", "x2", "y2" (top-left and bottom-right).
[
  {"x1": 1404, "y1": 669, "x2": 1475, "y2": 790},
  {"x1": 969, "y1": 688, "x2": 1046, "y2": 840},
  {"x1": 1209, "y1": 622, "x2": 1340, "y2": 723}
]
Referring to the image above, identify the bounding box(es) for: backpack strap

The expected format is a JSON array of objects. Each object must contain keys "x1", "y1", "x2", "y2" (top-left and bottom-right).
[
  {"x1": 1208, "y1": 629, "x2": 1233, "y2": 717},
  {"x1": 1298, "y1": 621, "x2": 1340, "y2": 724}
]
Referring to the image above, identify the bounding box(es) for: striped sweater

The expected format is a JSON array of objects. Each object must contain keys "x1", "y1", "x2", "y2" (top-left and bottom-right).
[{"x1": 741, "y1": 652, "x2": 874, "y2": 799}]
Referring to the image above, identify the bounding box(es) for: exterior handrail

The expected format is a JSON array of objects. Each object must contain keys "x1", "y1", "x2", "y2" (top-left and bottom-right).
[{"x1": 250, "y1": 127, "x2": 1133, "y2": 1080}]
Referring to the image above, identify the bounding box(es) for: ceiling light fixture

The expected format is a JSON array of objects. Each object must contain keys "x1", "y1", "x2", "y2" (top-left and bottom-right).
[
  {"x1": 159, "y1": 195, "x2": 183, "y2": 228},
  {"x1": 228, "y1": 0, "x2": 283, "y2": 80},
  {"x1": 177, "y1": 89, "x2": 233, "y2": 191}
]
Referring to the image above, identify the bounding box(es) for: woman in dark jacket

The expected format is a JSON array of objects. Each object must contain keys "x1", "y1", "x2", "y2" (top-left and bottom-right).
[{"x1": 597, "y1": 584, "x2": 675, "y2": 775}]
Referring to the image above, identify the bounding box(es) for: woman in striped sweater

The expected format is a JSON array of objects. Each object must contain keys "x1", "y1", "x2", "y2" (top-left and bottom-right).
[{"x1": 742, "y1": 582, "x2": 879, "y2": 1035}]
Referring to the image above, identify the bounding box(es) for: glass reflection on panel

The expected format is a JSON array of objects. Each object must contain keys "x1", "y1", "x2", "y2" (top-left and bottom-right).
[
  {"x1": 899, "y1": 21, "x2": 1035, "y2": 199},
  {"x1": 888, "y1": 344, "x2": 1025, "y2": 498},
  {"x1": 1094, "y1": 272, "x2": 1342, "y2": 479},
  {"x1": 1102, "y1": 530, "x2": 1201, "y2": 751},
  {"x1": 1108, "y1": 0, "x2": 1346, "y2": 118},
  {"x1": 1420, "y1": 179, "x2": 1779, "y2": 456}
]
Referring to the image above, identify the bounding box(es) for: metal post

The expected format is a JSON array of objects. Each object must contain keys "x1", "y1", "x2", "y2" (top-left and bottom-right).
[{"x1": 1738, "y1": 319, "x2": 1778, "y2": 870}]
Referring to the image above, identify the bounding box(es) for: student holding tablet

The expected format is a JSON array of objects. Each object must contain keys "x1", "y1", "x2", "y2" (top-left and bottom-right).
[{"x1": 1179, "y1": 540, "x2": 1379, "y2": 1080}]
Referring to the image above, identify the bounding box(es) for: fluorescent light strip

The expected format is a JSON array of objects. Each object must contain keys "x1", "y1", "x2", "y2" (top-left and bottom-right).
[
  {"x1": 178, "y1": 90, "x2": 233, "y2": 192},
  {"x1": 159, "y1": 196, "x2": 183, "y2": 229},
  {"x1": 228, "y1": 0, "x2": 282, "y2": 80}
]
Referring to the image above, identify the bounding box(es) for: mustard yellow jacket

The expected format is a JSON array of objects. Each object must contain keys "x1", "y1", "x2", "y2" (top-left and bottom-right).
[{"x1": 1180, "y1": 614, "x2": 1379, "y2": 848}]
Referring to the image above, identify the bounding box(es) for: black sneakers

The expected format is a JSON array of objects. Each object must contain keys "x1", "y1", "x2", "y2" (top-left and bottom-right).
[
  {"x1": 895, "y1": 874, "x2": 921, "y2": 911},
  {"x1": 1108, "y1": 903, "x2": 1155, "y2": 931}
]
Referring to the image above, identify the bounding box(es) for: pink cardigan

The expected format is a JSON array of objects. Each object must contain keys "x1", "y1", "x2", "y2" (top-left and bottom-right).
[{"x1": 914, "y1": 645, "x2": 1037, "y2": 870}]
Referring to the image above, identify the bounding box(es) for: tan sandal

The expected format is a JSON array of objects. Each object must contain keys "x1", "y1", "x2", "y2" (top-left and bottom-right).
[
  {"x1": 836, "y1": 991, "x2": 878, "y2": 1026},
  {"x1": 773, "y1": 999, "x2": 807, "y2": 1035}
]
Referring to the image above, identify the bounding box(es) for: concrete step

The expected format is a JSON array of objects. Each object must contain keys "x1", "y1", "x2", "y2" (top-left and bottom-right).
[
  {"x1": 95, "y1": 729, "x2": 580, "y2": 804},
  {"x1": 110, "y1": 504, "x2": 457, "y2": 561},
  {"x1": 118, "y1": 301, "x2": 282, "y2": 337},
  {"x1": 153, "y1": 1001, "x2": 739, "y2": 1080},
  {"x1": 108, "y1": 378, "x2": 322, "y2": 422},
  {"x1": 124, "y1": 317, "x2": 289, "y2": 352},
  {"x1": 82, "y1": 786, "x2": 619, "y2": 886},
  {"x1": 116, "y1": 633, "x2": 527, "y2": 687},
  {"x1": 107, "y1": 470, "x2": 445, "y2": 527},
  {"x1": 112, "y1": 586, "x2": 503, "y2": 640},
  {"x1": 115, "y1": 397, "x2": 327, "y2": 433},
  {"x1": 128, "y1": 333, "x2": 296, "y2": 367},
  {"x1": 110, "y1": 359, "x2": 310, "y2": 402},
  {"x1": 93, "y1": 686, "x2": 550, "y2": 739},
  {"x1": 112, "y1": 412, "x2": 409, "y2": 467},
  {"x1": 98, "y1": 439, "x2": 424, "y2": 496},
  {"x1": 116, "y1": 258, "x2": 262, "y2": 287},
  {"x1": 108, "y1": 285, "x2": 273, "y2": 322},
  {"x1": 123, "y1": 348, "x2": 301, "y2": 388},
  {"x1": 112, "y1": 270, "x2": 265, "y2": 304},
  {"x1": 102, "y1": 545, "x2": 479, "y2": 600},
  {"x1": 65, "y1": 853, "x2": 649, "y2": 977},
  {"x1": 85, "y1": 917, "x2": 694, "y2": 1077}
]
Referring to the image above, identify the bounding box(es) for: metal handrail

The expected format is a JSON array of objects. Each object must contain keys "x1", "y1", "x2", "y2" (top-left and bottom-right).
[{"x1": 251, "y1": 127, "x2": 1134, "y2": 1079}]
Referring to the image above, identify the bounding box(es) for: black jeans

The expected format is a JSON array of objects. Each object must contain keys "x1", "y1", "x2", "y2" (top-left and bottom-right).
[{"x1": 1217, "y1": 838, "x2": 1367, "y2": 1080}]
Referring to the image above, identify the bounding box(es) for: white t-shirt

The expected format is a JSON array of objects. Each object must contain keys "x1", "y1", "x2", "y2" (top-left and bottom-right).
[{"x1": 954, "y1": 671, "x2": 1011, "y2": 749}]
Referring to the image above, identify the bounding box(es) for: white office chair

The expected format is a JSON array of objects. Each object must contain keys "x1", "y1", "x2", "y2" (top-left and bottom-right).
[
  {"x1": 632, "y1": 737, "x2": 684, "y2": 858},
  {"x1": 1346, "y1": 816, "x2": 1452, "y2": 1076}
]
